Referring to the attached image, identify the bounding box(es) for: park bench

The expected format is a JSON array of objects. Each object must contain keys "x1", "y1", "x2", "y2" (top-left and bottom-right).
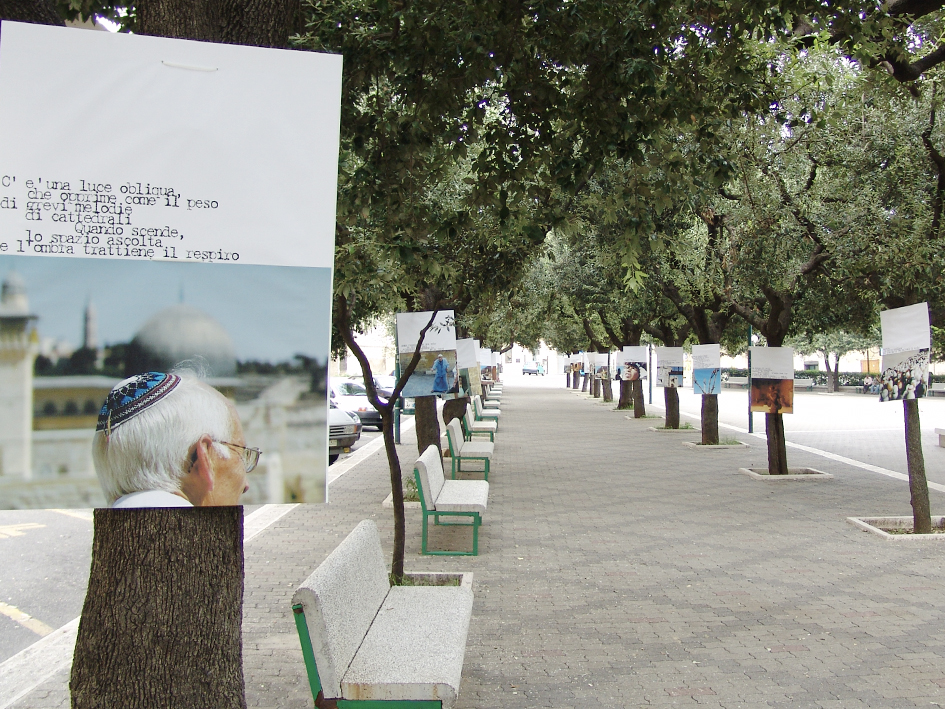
[
  {"x1": 292, "y1": 519, "x2": 474, "y2": 708},
  {"x1": 462, "y1": 404, "x2": 496, "y2": 442},
  {"x1": 473, "y1": 395, "x2": 501, "y2": 426},
  {"x1": 414, "y1": 444, "x2": 489, "y2": 555},
  {"x1": 725, "y1": 376, "x2": 749, "y2": 388},
  {"x1": 936, "y1": 428, "x2": 945, "y2": 447},
  {"x1": 445, "y1": 419, "x2": 494, "y2": 479},
  {"x1": 931, "y1": 382, "x2": 945, "y2": 397},
  {"x1": 794, "y1": 378, "x2": 814, "y2": 390}
]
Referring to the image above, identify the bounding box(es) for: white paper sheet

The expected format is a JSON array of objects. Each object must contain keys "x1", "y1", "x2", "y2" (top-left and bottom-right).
[
  {"x1": 0, "y1": 22, "x2": 342, "y2": 269},
  {"x1": 396, "y1": 311, "x2": 456, "y2": 353},
  {"x1": 691, "y1": 344, "x2": 720, "y2": 370},
  {"x1": 750, "y1": 347, "x2": 795, "y2": 380},
  {"x1": 880, "y1": 303, "x2": 931, "y2": 354},
  {"x1": 455, "y1": 338, "x2": 478, "y2": 369}
]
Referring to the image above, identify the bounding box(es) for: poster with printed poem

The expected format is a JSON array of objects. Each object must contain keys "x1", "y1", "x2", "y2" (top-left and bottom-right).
[
  {"x1": 655, "y1": 347, "x2": 684, "y2": 388},
  {"x1": 691, "y1": 344, "x2": 721, "y2": 395},
  {"x1": 749, "y1": 347, "x2": 794, "y2": 414},
  {"x1": 0, "y1": 22, "x2": 342, "y2": 509},
  {"x1": 879, "y1": 303, "x2": 931, "y2": 402},
  {"x1": 396, "y1": 311, "x2": 458, "y2": 398}
]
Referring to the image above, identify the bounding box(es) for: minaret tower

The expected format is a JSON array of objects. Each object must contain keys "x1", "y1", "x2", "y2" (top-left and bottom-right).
[
  {"x1": 83, "y1": 298, "x2": 97, "y2": 350},
  {"x1": 0, "y1": 271, "x2": 37, "y2": 478}
]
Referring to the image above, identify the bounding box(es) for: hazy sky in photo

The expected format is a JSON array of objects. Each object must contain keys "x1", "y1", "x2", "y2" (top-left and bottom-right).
[{"x1": 0, "y1": 255, "x2": 332, "y2": 363}]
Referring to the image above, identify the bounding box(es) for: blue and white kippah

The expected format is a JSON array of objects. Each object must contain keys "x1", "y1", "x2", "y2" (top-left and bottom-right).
[{"x1": 96, "y1": 372, "x2": 181, "y2": 433}]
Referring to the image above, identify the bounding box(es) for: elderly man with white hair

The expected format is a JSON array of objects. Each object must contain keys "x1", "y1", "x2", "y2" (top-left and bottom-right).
[{"x1": 93, "y1": 371, "x2": 257, "y2": 508}]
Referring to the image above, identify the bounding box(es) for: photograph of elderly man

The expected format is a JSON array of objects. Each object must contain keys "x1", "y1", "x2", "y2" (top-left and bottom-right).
[{"x1": 93, "y1": 371, "x2": 256, "y2": 508}]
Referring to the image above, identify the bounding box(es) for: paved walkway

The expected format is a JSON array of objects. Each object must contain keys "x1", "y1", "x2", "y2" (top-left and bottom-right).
[{"x1": 10, "y1": 382, "x2": 945, "y2": 708}]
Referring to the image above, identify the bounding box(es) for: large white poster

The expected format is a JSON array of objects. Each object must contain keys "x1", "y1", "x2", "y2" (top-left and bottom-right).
[
  {"x1": 749, "y1": 347, "x2": 795, "y2": 414},
  {"x1": 655, "y1": 346, "x2": 683, "y2": 388},
  {"x1": 396, "y1": 311, "x2": 457, "y2": 397},
  {"x1": 455, "y1": 338, "x2": 479, "y2": 369},
  {"x1": 0, "y1": 24, "x2": 341, "y2": 509},
  {"x1": 879, "y1": 303, "x2": 931, "y2": 401},
  {"x1": 692, "y1": 344, "x2": 721, "y2": 395}
]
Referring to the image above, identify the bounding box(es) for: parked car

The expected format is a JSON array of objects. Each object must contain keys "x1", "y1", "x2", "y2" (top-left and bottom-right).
[
  {"x1": 330, "y1": 379, "x2": 385, "y2": 430},
  {"x1": 522, "y1": 362, "x2": 545, "y2": 375},
  {"x1": 328, "y1": 402, "x2": 362, "y2": 464}
]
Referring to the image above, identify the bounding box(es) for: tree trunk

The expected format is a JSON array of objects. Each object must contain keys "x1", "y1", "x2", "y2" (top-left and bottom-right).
[
  {"x1": 572, "y1": 371, "x2": 580, "y2": 389},
  {"x1": 380, "y1": 409, "x2": 406, "y2": 581},
  {"x1": 592, "y1": 375, "x2": 600, "y2": 398},
  {"x1": 601, "y1": 376, "x2": 613, "y2": 402},
  {"x1": 904, "y1": 398, "x2": 932, "y2": 534},
  {"x1": 137, "y1": 0, "x2": 300, "y2": 47},
  {"x1": 830, "y1": 359, "x2": 841, "y2": 393},
  {"x1": 664, "y1": 387, "x2": 680, "y2": 429},
  {"x1": 632, "y1": 379, "x2": 646, "y2": 418},
  {"x1": 701, "y1": 394, "x2": 719, "y2": 445},
  {"x1": 617, "y1": 379, "x2": 632, "y2": 409},
  {"x1": 765, "y1": 413, "x2": 789, "y2": 475},
  {"x1": 0, "y1": 0, "x2": 64, "y2": 24},
  {"x1": 71, "y1": 508, "x2": 245, "y2": 709},
  {"x1": 581, "y1": 372, "x2": 588, "y2": 392},
  {"x1": 442, "y1": 397, "x2": 467, "y2": 429},
  {"x1": 414, "y1": 395, "x2": 440, "y2": 457},
  {"x1": 565, "y1": 371, "x2": 571, "y2": 388}
]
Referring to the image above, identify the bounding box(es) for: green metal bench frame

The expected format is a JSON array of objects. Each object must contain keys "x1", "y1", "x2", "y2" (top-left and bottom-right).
[
  {"x1": 445, "y1": 423, "x2": 490, "y2": 481},
  {"x1": 414, "y1": 465, "x2": 481, "y2": 556},
  {"x1": 292, "y1": 604, "x2": 444, "y2": 708}
]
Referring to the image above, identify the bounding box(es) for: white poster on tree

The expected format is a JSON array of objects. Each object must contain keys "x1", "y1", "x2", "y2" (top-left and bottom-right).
[
  {"x1": 0, "y1": 22, "x2": 342, "y2": 508},
  {"x1": 691, "y1": 344, "x2": 721, "y2": 395},
  {"x1": 655, "y1": 346, "x2": 684, "y2": 387},
  {"x1": 879, "y1": 303, "x2": 931, "y2": 401}
]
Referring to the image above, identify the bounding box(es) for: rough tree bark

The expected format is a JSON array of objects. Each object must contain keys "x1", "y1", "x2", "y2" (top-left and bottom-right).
[
  {"x1": 664, "y1": 387, "x2": 680, "y2": 429},
  {"x1": 592, "y1": 375, "x2": 600, "y2": 398},
  {"x1": 414, "y1": 395, "x2": 441, "y2": 457},
  {"x1": 581, "y1": 371, "x2": 588, "y2": 392},
  {"x1": 764, "y1": 412, "x2": 789, "y2": 475},
  {"x1": 904, "y1": 398, "x2": 932, "y2": 533},
  {"x1": 701, "y1": 394, "x2": 719, "y2": 445},
  {"x1": 71, "y1": 508, "x2": 245, "y2": 709},
  {"x1": 0, "y1": 0, "x2": 63, "y2": 24},
  {"x1": 601, "y1": 375, "x2": 613, "y2": 402},
  {"x1": 617, "y1": 379, "x2": 633, "y2": 409},
  {"x1": 632, "y1": 379, "x2": 646, "y2": 418}
]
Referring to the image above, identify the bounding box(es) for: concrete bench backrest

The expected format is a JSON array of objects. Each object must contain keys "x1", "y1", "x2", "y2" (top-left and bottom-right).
[
  {"x1": 415, "y1": 444, "x2": 445, "y2": 508},
  {"x1": 446, "y1": 419, "x2": 465, "y2": 454},
  {"x1": 291, "y1": 520, "x2": 390, "y2": 699},
  {"x1": 472, "y1": 396, "x2": 484, "y2": 416},
  {"x1": 463, "y1": 405, "x2": 477, "y2": 430}
]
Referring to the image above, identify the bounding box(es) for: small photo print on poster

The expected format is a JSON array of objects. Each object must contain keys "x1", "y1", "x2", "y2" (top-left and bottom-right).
[
  {"x1": 693, "y1": 368, "x2": 721, "y2": 395},
  {"x1": 658, "y1": 366, "x2": 684, "y2": 388},
  {"x1": 750, "y1": 378, "x2": 794, "y2": 414},
  {"x1": 620, "y1": 361, "x2": 647, "y2": 381},
  {"x1": 0, "y1": 255, "x2": 333, "y2": 509},
  {"x1": 398, "y1": 350, "x2": 458, "y2": 398},
  {"x1": 879, "y1": 348, "x2": 930, "y2": 401}
]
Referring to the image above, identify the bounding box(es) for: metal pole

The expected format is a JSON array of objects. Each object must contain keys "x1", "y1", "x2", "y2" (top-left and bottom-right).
[
  {"x1": 648, "y1": 344, "x2": 653, "y2": 404},
  {"x1": 748, "y1": 326, "x2": 753, "y2": 434}
]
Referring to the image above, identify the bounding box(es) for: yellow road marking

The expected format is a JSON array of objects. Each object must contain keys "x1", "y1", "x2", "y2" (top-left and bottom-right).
[
  {"x1": 49, "y1": 509, "x2": 93, "y2": 522},
  {"x1": 0, "y1": 601, "x2": 54, "y2": 637},
  {"x1": 0, "y1": 523, "x2": 45, "y2": 539}
]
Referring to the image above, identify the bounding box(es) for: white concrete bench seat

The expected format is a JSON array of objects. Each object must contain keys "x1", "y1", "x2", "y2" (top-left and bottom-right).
[
  {"x1": 415, "y1": 444, "x2": 488, "y2": 555},
  {"x1": 725, "y1": 376, "x2": 749, "y2": 388},
  {"x1": 292, "y1": 519, "x2": 473, "y2": 707},
  {"x1": 794, "y1": 378, "x2": 814, "y2": 390},
  {"x1": 462, "y1": 405, "x2": 496, "y2": 442},
  {"x1": 473, "y1": 395, "x2": 501, "y2": 426},
  {"x1": 446, "y1": 419, "x2": 494, "y2": 479},
  {"x1": 931, "y1": 383, "x2": 945, "y2": 397}
]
